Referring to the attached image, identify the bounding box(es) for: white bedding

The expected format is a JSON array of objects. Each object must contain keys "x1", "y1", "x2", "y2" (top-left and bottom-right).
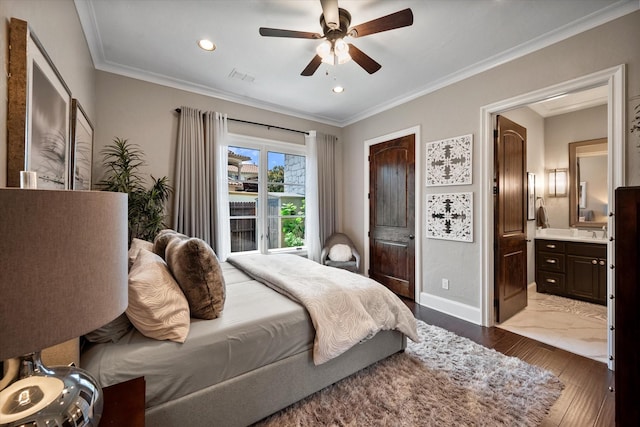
[{"x1": 227, "y1": 253, "x2": 419, "y2": 364}]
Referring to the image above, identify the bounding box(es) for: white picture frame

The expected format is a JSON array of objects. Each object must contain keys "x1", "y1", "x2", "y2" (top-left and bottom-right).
[
  {"x1": 426, "y1": 192, "x2": 473, "y2": 242},
  {"x1": 71, "y1": 99, "x2": 94, "y2": 190},
  {"x1": 426, "y1": 134, "x2": 473, "y2": 186}
]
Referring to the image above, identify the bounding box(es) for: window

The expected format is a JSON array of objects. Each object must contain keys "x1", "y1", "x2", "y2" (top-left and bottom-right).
[{"x1": 227, "y1": 137, "x2": 306, "y2": 254}]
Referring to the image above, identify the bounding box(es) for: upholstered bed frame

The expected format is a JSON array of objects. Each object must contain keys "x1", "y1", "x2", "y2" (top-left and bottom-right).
[
  {"x1": 82, "y1": 234, "x2": 411, "y2": 426},
  {"x1": 146, "y1": 330, "x2": 405, "y2": 427}
]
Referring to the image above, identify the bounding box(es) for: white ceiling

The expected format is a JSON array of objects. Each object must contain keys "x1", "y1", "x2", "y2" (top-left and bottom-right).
[
  {"x1": 74, "y1": 0, "x2": 638, "y2": 127},
  {"x1": 528, "y1": 85, "x2": 609, "y2": 118}
]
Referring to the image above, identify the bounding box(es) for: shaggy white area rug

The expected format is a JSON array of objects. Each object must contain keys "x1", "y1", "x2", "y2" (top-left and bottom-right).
[{"x1": 255, "y1": 320, "x2": 563, "y2": 426}]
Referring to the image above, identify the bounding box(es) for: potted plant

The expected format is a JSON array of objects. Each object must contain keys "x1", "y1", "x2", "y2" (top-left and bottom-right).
[{"x1": 98, "y1": 137, "x2": 172, "y2": 243}]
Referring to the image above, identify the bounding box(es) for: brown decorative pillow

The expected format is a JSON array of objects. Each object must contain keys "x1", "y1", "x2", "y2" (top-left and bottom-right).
[
  {"x1": 153, "y1": 229, "x2": 188, "y2": 259},
  {"x1": 165, "y1": 237, "x2": 226, "y2": 320},
  {"x1": 126, "y1": 248, "x2": 190, "y2": 343}
]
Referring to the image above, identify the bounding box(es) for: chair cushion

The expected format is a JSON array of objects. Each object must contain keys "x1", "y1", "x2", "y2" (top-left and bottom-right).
[{"x1": 328, "y1": 243, "x2": 352, "y2": 262}]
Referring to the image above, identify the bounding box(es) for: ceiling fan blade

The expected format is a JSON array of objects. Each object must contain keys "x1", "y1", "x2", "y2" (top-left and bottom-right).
[
  {"x1": 349, "y1": 8, "x2": 413, "y2": 38},
  {"x1": 301, "y1": 55, "x2": 323, "y2": 76},
  {"x1": 348, "y1": 44, "x2": 381, "y2": 74},
  {"x1": 320, "y1": 0, "x2": 340, "y2": 30},
  {"x1": 259, "y1": 27, "x2": 322, "y2": 39}
]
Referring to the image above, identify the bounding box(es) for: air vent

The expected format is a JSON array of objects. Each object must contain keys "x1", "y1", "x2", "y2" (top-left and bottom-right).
[{"x1": 228, "y1": 68, "x2": 255, "y2": 83}]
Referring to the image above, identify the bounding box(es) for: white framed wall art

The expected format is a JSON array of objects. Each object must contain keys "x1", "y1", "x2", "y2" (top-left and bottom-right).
[
  {"x1": 426, "y1": 192, "x2": 473, "y2": 242},
  {"x1": 426, "y1": 134, "x2": 473, "y2": 186}
]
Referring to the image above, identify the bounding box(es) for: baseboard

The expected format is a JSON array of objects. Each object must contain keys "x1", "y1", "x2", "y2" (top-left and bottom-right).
[{"x1": 419, "y1": 292, "x2": 482, "y2": 325}]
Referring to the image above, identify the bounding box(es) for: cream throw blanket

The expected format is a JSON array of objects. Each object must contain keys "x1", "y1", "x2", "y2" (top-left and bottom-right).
[{"x1": 227, "y1": 254, "x2": 419, "y2": 365}]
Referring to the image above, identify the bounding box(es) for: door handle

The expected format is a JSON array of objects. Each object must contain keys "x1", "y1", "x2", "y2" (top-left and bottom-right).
[{"x1": 408, "y1": 235, "x2": 415, "y2": 240}]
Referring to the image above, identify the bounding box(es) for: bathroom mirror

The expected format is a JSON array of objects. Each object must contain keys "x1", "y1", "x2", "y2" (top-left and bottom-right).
[{"x1": 568, "y1": 138, "x2": 607, "y2": 228}]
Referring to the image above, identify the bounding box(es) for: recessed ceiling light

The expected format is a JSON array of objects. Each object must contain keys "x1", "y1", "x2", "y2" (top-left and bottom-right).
[
  {"x1": 332, "y1": 86, "x2": 344, "y2": 93},
  {"x1": 198, "y1": 39, "x2": 216, "y2": 51}
]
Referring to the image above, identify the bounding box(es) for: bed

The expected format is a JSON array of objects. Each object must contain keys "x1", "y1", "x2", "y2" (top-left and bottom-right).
[{"x1": 81, "y1": 236, "x2": 416, "y2": 427}]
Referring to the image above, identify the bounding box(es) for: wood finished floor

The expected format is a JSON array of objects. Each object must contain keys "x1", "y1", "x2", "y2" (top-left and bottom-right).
[{"x1": 403, "y1": 299, "x2": 615, "y2": 427}]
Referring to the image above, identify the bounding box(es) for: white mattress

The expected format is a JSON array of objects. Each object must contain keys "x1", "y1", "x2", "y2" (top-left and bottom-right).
[{"x1": 81, "y1": 262, "x2": 314, "y2": 408}]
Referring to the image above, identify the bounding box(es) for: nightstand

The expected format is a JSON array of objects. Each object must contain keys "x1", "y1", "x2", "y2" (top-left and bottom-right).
[{"x1": 100, "y1": 376, "x2": 145, "y2": 426}]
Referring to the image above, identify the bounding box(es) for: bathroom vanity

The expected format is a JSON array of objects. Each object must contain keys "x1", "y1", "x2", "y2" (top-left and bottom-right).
[{"x1": 535, "y1": 229, "x2": 607, "y2": 305}]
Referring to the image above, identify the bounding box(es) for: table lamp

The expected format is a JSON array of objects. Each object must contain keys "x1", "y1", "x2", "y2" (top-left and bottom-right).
[{"x1": 0, "y1": 189, "x2": 128, "y2": 426}]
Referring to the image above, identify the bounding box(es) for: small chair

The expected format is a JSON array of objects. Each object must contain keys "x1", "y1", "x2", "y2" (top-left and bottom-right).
[{"x1": 320, "y1": 232, "x2": 361, "y2": 273}]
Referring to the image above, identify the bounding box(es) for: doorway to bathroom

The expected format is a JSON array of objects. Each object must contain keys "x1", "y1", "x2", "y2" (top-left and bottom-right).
[{"x1": 480, "y1": 65, "x2": 625, "y2": 370}]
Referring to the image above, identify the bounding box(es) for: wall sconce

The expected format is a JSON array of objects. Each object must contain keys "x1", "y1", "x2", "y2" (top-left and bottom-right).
[{"x1": 547, "y1": 168, "x2": 568, "y2": 197}]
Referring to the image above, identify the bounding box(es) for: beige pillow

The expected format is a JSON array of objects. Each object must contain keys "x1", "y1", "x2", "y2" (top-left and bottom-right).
[
  {"x1": 126, "y1": 248, "x2": 190, "y2": 343},
  {"x1": 128, "y1": 238, "x2": 154, "y2": 270},
  {"x1": 153, "y1": 229, "x2": 188, "y2": 259},
  {"x1": 165, "y1": 237, "x2": 226, "y2": 320}
]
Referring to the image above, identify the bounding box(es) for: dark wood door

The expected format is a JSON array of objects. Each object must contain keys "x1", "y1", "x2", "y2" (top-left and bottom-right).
[
  {"x1": 495, "y1": 115, "x2": 527, "y2": 322},
  {"x1": 614, "y1": 186, "x2": 640, "y2": 426},
  {"x1": 369, "y1": 135, "x2": 415, "y2": 299}
]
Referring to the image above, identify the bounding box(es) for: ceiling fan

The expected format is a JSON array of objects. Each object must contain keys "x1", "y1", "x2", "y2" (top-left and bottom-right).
[{"x1": 259, "y1": 0, "x2": 413, "y2": 76}]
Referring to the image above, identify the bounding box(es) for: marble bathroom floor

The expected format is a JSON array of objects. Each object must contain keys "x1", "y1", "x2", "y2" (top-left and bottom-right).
[{"x1": 497, "y1": 285, "x2": 608, "y2": 364}]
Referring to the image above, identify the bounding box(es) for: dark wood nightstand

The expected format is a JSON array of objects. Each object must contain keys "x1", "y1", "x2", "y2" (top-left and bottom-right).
[{"x1": 100, "y1": 376, "x2": 145, "y2": 426}]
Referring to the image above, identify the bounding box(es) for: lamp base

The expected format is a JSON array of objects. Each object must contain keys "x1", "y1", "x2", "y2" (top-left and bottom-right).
[{"x1": 0, "y1": 352, "x2": 103, "y2": 427}]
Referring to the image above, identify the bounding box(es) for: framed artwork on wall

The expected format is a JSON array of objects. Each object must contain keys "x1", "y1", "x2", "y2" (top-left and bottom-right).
[
  {"x1": 426, "y1": 134, "x2": 473, "y2": 186},
  {"x1": 527, "y1": 173, "x2": 536, "y2": 220},
  {"x1": 426, "y1": 192, "x2": 473, "y2": 242},
  {"x1": 71, "y1": 99, "x2": 94, "y2": 190},
  {"x1": 7, "y1": 18, "x2": 72, "y2": 189}
]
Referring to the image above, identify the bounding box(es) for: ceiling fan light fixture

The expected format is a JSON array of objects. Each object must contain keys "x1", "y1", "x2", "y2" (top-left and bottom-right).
[
  {"x1": 334, "y1": 38, "x2": 351, "y2": 64},
  {"x1": 321, "y1": 54, "x2": 335, "y2": 65},
  {"x1": 197, "y1": 39, "x2": 216, "y2": 51},
  {"x1": 316, "y1": 40, "x2": 332, "y2": 59},
  {"x1": 332, "y1": 85, "x2": 344, "y2": 93},
  {"x1": 336, "y1": 51, "x2": 351, "y2": 64},
  {"x1": 334, "y1": 38, "x2": 348, "y2": 55}
]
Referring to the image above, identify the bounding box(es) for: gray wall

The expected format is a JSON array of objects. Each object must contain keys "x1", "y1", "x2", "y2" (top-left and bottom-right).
[
  {"x1": 341, "y1": 11, "x2": 640, "y2": 319},
  {"x1": 0, "y1": 0, "x2": 96, "y2": 187},
  {"x1": 93, "y1": 71, "x2": 343, "y2": 227},
  {"x1": 544, "y1": 105, "x2": 608, "y2": 228},
  {"x1": 1, "y1": 2, "x2": 639, "y2": 325}
]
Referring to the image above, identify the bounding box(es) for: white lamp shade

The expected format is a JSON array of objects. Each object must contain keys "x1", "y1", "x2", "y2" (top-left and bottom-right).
[
  {"x1": 316, "y1": 40, "x2": 331, "y2": 59},
  {"x1": 0, "y1": 189, "x2": 128, "y2": 361}
]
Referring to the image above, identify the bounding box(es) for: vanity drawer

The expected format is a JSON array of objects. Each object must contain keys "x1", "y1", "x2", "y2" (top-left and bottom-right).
[
  {"x1": 566, "y1": 242, "x2": 606, "y2": 259},
  {"x1": 536, "y1": 239, "x2": 565, "y2": 253},
  {"x1": 537, "y1": 251, "x2": 565, "y2": 272},
  {"x1": 537, "y1": 271, "x2": 565, "y2": 294}
]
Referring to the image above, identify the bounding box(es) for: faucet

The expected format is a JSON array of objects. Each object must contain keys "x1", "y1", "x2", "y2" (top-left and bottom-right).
[{"x1": 602, "y1": 225, "x2": 607, "y2": 239}]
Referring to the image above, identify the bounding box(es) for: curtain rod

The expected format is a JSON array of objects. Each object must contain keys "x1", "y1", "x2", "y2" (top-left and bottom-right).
[{"x1": 174, "y1": 108, "x2": 309, "y2": 135}]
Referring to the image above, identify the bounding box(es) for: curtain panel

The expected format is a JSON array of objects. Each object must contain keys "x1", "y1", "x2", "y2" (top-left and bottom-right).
[
  {"x1": 317, "y1": 133, "x2": 337, "y2": 245},
  {"x1": 173, "y1": 107, "x2": 230, "y2": 259}
]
